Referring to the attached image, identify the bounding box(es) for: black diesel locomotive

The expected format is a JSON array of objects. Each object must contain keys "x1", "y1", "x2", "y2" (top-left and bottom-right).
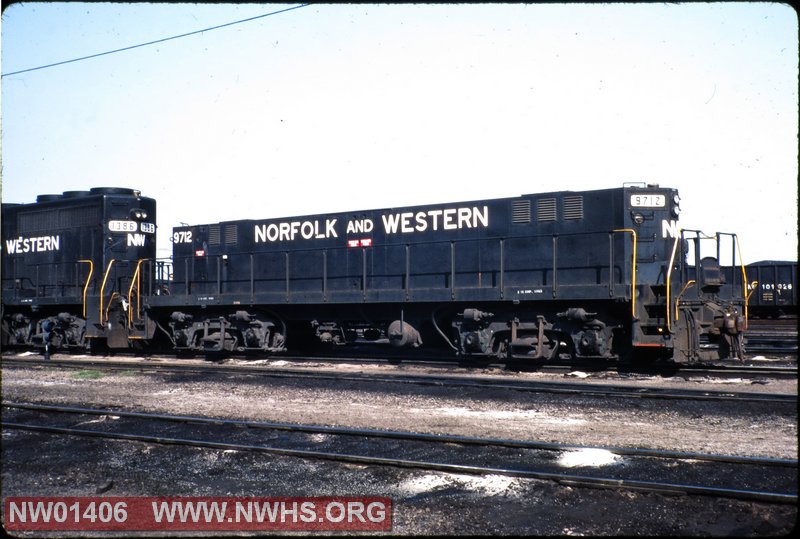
[
  {"x1": 2, "y1": 184, "x2": 750, "y2": 362},
  {"x1": 2, "y1": 188, "x2": 157, "y2": 350}
]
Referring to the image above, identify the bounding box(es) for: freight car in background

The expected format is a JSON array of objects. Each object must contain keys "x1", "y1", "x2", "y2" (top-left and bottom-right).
[
  {"x1": 2, "y1": 184, "x2": 749, "y2": 363},
  {"x1": 745, "y1": 260, "x2": 797, "y2": 319}
]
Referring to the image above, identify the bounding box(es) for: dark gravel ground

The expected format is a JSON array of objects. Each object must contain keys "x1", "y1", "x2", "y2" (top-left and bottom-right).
[
  {"x1": 1, "y1": 429, "x2": 796, "y2": 536},
  {"x1": 1, "y1": 357, "x2": 797, "y2": 536}
]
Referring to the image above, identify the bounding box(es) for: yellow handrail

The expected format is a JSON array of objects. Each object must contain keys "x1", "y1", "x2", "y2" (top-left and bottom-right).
[
  {"x1": 105, "y1": 292, "x2": 120, "y2": 323},
  {"x1": 674, "y1": 280, "x2": 696, "y2": 321},
  {"x1": 664, "y1": 234, "x2": 681, "y2": 331},
  {"x1": 735, "y1": 238, "x2": 750, "y2": 329},
  {"x1": 127, "y1": 259, "x2": 146, "y2": 328},
  {"x1": 613, "y1": 229, "x2": 637, "y2": 319},
  {"x1": 78, "y1": 260, "x2": 94, "y2": 319},
  {"x1": 99, "y1": 259, "x2": 117, "y2": 325}
]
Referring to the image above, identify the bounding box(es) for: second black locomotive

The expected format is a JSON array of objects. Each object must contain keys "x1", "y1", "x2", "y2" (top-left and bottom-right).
[{"x1": 2, "y1": 188, "x2": 157, "y2": 352}]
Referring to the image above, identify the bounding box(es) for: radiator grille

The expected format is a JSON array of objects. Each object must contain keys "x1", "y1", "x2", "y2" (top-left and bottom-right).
[
  {"x1": 225, "y1": 224, "x2": 238, "y2": 245},
  {"x1": 18, "y1": 206, "x2": 101, "y2": 232},
  {"x1": 563, "y1": 195, "x2": 584, "y2": 220},
  {"x1": 537, "y1": 198, "x2": 557, "y2": 221},
  {"x1": 511, "y1": 200, "x2": 531, "y2": 224},
  {"x1": 208, "y1": 226, "x2": 221, "y2": 245}
]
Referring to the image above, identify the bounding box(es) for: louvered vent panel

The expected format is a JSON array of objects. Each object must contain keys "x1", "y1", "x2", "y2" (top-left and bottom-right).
[
  {"x1": 208, "y1": 225, "x2": 221, "y2": 245},
  {"x1": 60, "y1": 206, "x2": 101, "y2": 228},
  {"x1": 225, "y1": 224, "x2": 238, "y2": 245},
  {"x1": 537, "y1": 198, "x2": 557, "y2": 222},
  {"x1": 511, "y1": 200, "x2": 531, "y2": 224},
  {"x1": 563, "y1": 196, "x2": 584, "y2": 220},
  {"x1": 19, "y1": 211, "x2": 58, "y2": 233}
]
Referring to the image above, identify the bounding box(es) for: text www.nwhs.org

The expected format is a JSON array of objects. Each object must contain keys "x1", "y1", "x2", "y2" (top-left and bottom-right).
[{"x1": 4, "y1": 497, "x2": 392, "y2": 531}]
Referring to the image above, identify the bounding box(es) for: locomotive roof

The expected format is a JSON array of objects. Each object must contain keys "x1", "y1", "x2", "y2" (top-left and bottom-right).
[{"x1": 179, "y1": 184, "x2": 666, "y2": 227}]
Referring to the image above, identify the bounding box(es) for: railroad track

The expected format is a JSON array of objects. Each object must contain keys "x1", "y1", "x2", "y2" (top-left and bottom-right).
[
  {"x1": 745, "y1": 318, "x2": 798, "y2": 356},
  {"x1": 4, "y1": 346, "x2": 796, "y2": 376},
  {"x1": 1, "y1": 356, "x2": 796, "y2": 404},
  {"x1": 2, "y1": 402, "x2": 795, "y2": 504},
  {"x1": 278, "y1": 352, "x2": 799, "y2": 379},
  {"x1": 744, "y1": 335, "x2": 798, "y2": 355}
]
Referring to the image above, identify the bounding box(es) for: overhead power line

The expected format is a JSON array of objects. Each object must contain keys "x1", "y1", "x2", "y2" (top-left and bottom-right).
[{"x1": 1, "y1": 3, "x2": 312, "y2": 78}]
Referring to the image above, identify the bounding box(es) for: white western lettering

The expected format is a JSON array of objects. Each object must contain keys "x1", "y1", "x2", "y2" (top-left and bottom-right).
[
  {"x1": 400, "y1": 212, "x2": 414, "y2": 233},
  {"x1": 415, "y1": 212, "x2": 428, "y2": 232},
  {"x1": 473, "y1": 206, "x2": 489, "y2": 228},
  {"x1": 457, "y1": 207, "x2": 472, "y2": 229},
  {"x1": 382, "y1": 213, "x2": 402, "y2": 234},
  {"x1": 443, "y1": 208, "x2": 457, "y2": 230},
  {"x1": 3, "y1": 235, "x2": 61, "y2": 255},
  {"x1": 427, "y1": 209, "x2": 443, "y2": 230}
]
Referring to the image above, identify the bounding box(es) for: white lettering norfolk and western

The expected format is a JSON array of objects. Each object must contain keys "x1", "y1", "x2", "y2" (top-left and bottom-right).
[
  {"x1": 255, "y1": 219, "x2": 338, "y2": 243},
  {"x1": 4, "y1": 235, "x2": 61, "y2": 254},
  {"x1": 253, "y1": 206, "x2": 489, "y2": 244},
  {"x1": 381, "y1": 206, "x2": 489, "y2": 234}
]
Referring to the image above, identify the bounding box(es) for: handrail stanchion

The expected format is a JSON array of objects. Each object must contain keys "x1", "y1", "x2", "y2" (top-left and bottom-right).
[
  {"x1": 99, "y1": 260, "x2": 117, "y2": 325},
  {"x1": 613, "y1": 229, "x2": 638, "y2": 319},
  {"x1": 127, "y1": 259, "x2": 146, "y2": 328},
  {"x1": 78, "y1": 260, "x2": 94, "y2": 319},
  {"x1": 665, "y1": 235, "x2": 681, "y2": 332}
]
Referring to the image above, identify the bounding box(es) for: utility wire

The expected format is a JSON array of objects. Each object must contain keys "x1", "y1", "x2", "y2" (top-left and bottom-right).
[{"x1": 1, "y1": 3, "x2": 312, "y2": 78}]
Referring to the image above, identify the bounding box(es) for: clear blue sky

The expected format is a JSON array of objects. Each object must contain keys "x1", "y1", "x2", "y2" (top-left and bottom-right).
[{"x1": 2, "y1": 2, "x2": 797, "y2": 263}]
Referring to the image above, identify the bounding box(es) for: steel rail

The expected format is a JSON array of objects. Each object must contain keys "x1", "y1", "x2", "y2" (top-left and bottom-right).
[
  {"x1": 1, "y1": 357, "x2": 795, "y2": 404},
  {"x1": 5, "y1": 350, "x2": 796, "y2": 374},
  {"x1": 3, "y1": 350, "x2": 795, "y2": 377},
  {"x1": 4, "y1": 401, "x2": 796, "y2": 468},
  {"x1": 2, "y1": 420, "x2": 795, "y2": 505}
]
